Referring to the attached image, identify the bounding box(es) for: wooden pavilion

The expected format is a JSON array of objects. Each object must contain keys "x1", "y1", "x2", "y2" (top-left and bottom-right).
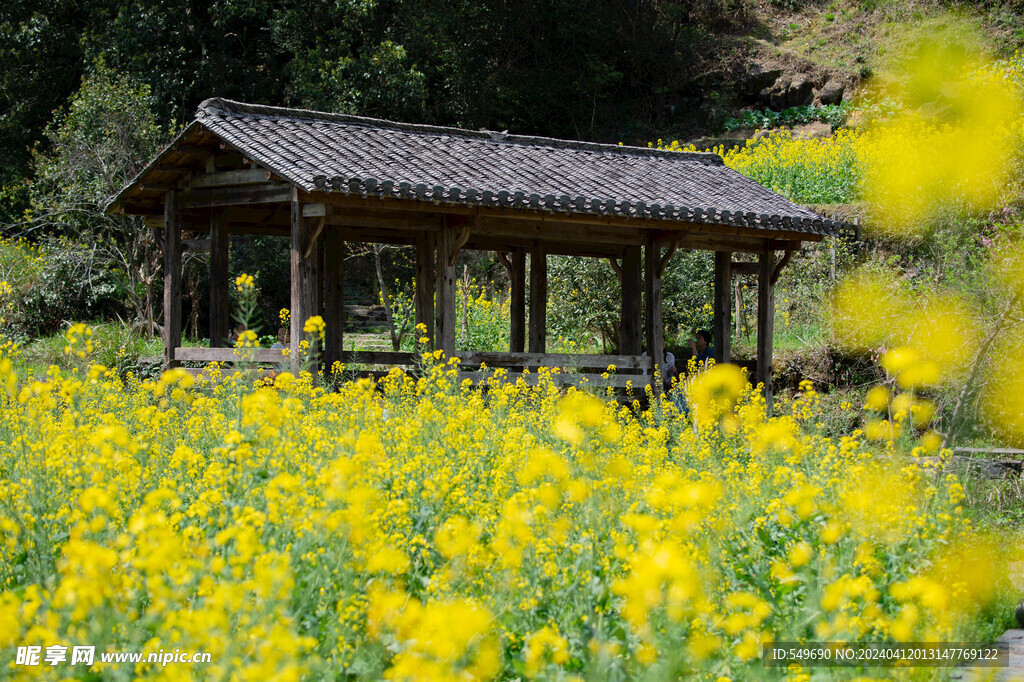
[{"x1": 106, "y1": 98, "x2": 845, "y2": 401}]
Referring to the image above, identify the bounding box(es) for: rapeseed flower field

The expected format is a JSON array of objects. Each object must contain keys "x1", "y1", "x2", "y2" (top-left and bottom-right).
[{"x1": 0, "y1": 343, "x2": 1009, "y2": 680}]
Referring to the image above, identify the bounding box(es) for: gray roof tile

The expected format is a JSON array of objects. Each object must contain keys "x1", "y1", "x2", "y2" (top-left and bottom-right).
[{"x1": 113, "y1": 98, "x2": 845, "y2": 236}]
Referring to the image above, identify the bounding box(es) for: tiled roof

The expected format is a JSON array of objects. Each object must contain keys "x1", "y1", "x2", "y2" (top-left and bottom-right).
[{"x1": 120, "y1": 98, "x2": 847, "y2": 236}]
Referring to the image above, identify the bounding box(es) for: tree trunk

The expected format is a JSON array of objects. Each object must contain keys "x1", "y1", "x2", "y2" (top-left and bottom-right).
[{"x1": 374, "y1": 245, "x2": 400, "y2": 351}]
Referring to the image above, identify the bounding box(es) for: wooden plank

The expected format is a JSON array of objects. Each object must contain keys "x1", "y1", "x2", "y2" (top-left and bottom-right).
[
  {"x1": 324, "y1": 229, "x2": 344, "y2": 373},
  {"x1": 758, "y1": 251, "x2": 775, "y2": 412},
  {"x1": 415, "y1": 234, "x2": 435, "y2": 348},
  {"x1": 455, "y1": 351, "x2": 651, "y2": 370},
  {"x1": 175, "y1": 347, "x2": 285, "y2": 363},
  {"x1": 341, "y1": 351, "x2": 417, "y2": 364},
  {"x1": 209, "y1": 211, "x2": 230, "y2": 348},
  {"x1": 645, "y1": 236, "x2": 664, "y2": 393},
  {"x1": 163, "y1": 192, "x2": 183, "y2": 367},
  {"x1": 303, "y1": 203, "x2": 327, "y2": 218},
  {"x1": 620, "y1": 245, "x2": 642, "y2": 355},
  {"x1": 181, "y1": 238, "x2": 211, "y2": 253},
  {"x1": 731, "y1": 261, "x2": 759, "y2": 276},
  {"x1": 178, "y1": 183, "x2": 293, "y2": 209},
  {"x1": 290, "y1": 191, "x2": 317, "y2": 373},
  {"x1": 191, "y1": 168, "x2": 272, "y2": 188},
  {"x1": 529, "y1": 241, "x2": 547, "y2": 353},
  {"x1": 174, "y1": 144, "x2": 213, "y2": 158},
  {"x1": 954, "y1": 447, "x2": 1024, "y2": 457},
  {"x1": 509, "y1": 247, "x2": 526, "y2": 353},
  {"x1": 435, "y1": 220, "x2": 457, "y2": 355},
  {"x1": 714, "y1": 251, "x2": 732, "y2": 364},
  {"x1": 459, "y1": 371, "x2": 648, "y2": 389}
]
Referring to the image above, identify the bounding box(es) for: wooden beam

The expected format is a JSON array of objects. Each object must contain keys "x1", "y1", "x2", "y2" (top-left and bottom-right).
[
  {"x1": 455, "y1": 351, "x2": 652, "y2": 370},
  {"x1": 645, "y1": 236, "x2": 664, "y2": 394},
  {"x1": 731, "y1": 261, "x2": 759, "y2": 276},
  {"x1": 771, "y1": 249, "x2": 794, "y2": 285},
  {"x1": 529, "y1": 242, "x2": 547, "y2": 353},
  {"x1": 290, "y1": 191, "x2": 317, "y2": 373},
  {"x1": 415, "y1": 233, "x2": 435, "y2": 348},
  {"x1": 713, "y1": 251, "x2": 731, "y2": 364},
  {"x1": 301, "y1": 191, "x2": 821, "y2": 243},
  {"x1": 174, "y1": 144, "x2": 213, "y2": 158},
  {"x1": 175, "y1": 347, "x2": 285, "y2": 363},
  {"x1": 620, "y1": 245, "x2": 642, "y2": 355},
  {"x1": 608, "y1": 257, "x2": 623, "y2": 280},
  {"x1": 435, "y1": 220, "x2": 457, "y2": 355},
  {"x1": 302, "y1": 216, "x2": 326, "y2": 259},
  {"x1": 140, "y1": 183, "x2": 178, "y2": 192},
  {"x1": 181, "y1": 238, "x2": 211, "y2": 253},
  {"x1": 657, "y1": 237, "x2": 678, "y2": 277},
  {"x1": 191, "y1": 168, "x2": 274, "y2": 189},
  {"x1": 459, "y1": 371, "x2": 647, "y2": 389},
  {"x1": 178, "y1": 183, "x2": 293, "y2": 209},
  {"x1": 468, "y1": 237, "x2": 619, "y2": 258},
  {"x1": 209, "y1": 211, "x2": 230, "y2": 348},
  {"x1": 758, "y1": 251, "x2": 775, "y2": 413},
  {"x1": 449, "y1": 218, "x2": 473, "y2": 266},
  {"x1": 509, "y1": 247, "x2": 526, "y2": 353},
  {"x1": 163, "y1": 192, "x2": 182, "y2": 367}
]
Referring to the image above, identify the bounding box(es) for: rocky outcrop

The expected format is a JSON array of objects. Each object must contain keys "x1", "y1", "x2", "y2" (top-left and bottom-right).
[{"x1": 736, "y1": 54, "x2": 858, "y2": 109}]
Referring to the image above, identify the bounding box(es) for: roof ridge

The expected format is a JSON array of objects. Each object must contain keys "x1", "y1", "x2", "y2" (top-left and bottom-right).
[{"x1": 197, "y1": 97, "x2": 724, "y2": 165}]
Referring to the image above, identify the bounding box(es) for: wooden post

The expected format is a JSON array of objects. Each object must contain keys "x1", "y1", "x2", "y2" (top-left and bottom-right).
[
  {"x1": 324, "y1": 229, "x2": 344, "y2": 374},
  {"x1": 435, "y1": 221, "x2": 457, "y2": 355},
  {"x1": 163, "y1": 191, "x2": 182, "y2": 367},
  {"x1": 208, "y1": 209, "x2": 230, "y2": 348},
  {"x1": 645, "y1": 236, "x2": 664, "y2": 393},
  {"x1": 290, "y1": 191, "x2": 316, "y2": 372},
  {"x1": 315, "y1": 227, "x2": 324, "y2": 321},
  {"x1": 620, "y1": 245, "x2": 642, "y2": 355},
  {"x1": 529, "y1": 241, "x2": 547, "y2": 354},
  {"x1": 509, "y1": 247, "x2": 526, "y2": 353},
  {"x1": 758, "y1": 250, "x2": 775, "y2": 412},
  {"x1": 713, "y1": 251, "x2": 732, "y2": 364},
  {"x1": 416, "y1": 233, "x2": 435, "y2": 348}
]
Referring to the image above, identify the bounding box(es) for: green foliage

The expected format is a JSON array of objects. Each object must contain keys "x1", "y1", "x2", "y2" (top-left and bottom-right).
[
  {"x1": 18, "y1": 240, "x2": 129, "y2": 337},
  {"x1": 723, "y1": 102, "x2": 852, "y2": 132},
  {"x1": 547, "y1": 250, "x2": 714, "y2": 352}
]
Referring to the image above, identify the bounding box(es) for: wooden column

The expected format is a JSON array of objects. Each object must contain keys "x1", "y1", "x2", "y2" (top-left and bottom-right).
[
  {"x1": 324, "y1": 228, "x2": 344, "y2": 373},
  {"x1": 435, "y1": 222, "x2": 457, "y2": 355},
  {"x1": 315, "y1": 228, "x2": 325, "y2": 320},
  {"x1": 644, "y1": 236, "x2": 664, "y2": 393},
  {"x1": 163, "y1": 191, "x2": 182, "y2": 367},
  {"x1": 620, "y1": 245, "x2": 642, "y2": 355},
  {"x1": 713, "y1": 251, "x2": 732, "y2": 364},
  {"x1": 509, "y1": 247, "x2": 526, "y2": 353},
  {"x1": 758, "y1": 250, "x2": 775, "y2": 411},
  {"x1": 208, "y1": 210, "x2": 230, "y2": 348},
  {"x1": 290, "y1": 192, "x2": 316, "y2": 372},
  {"x1": 528, "y1": 241, "x2": 547, "y2": 353},
  {"x1": 415, "y1": 233, "x2": 435, "y2": 349}
]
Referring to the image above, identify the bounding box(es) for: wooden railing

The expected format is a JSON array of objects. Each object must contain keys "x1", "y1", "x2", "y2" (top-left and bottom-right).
[{"x1": 173, "y1": 347, "x2": 656, "y2": 389}]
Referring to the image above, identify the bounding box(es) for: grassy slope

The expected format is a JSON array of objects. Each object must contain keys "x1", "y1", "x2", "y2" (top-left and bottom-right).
[{"x1": 753, "y1": 0, "x2": 1024, "y2": 75}]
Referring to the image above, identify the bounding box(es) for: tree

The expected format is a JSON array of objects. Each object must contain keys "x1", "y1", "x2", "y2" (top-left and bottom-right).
[{"x1": 27, "y1": 59, "x2": 165, "y2": 333}]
